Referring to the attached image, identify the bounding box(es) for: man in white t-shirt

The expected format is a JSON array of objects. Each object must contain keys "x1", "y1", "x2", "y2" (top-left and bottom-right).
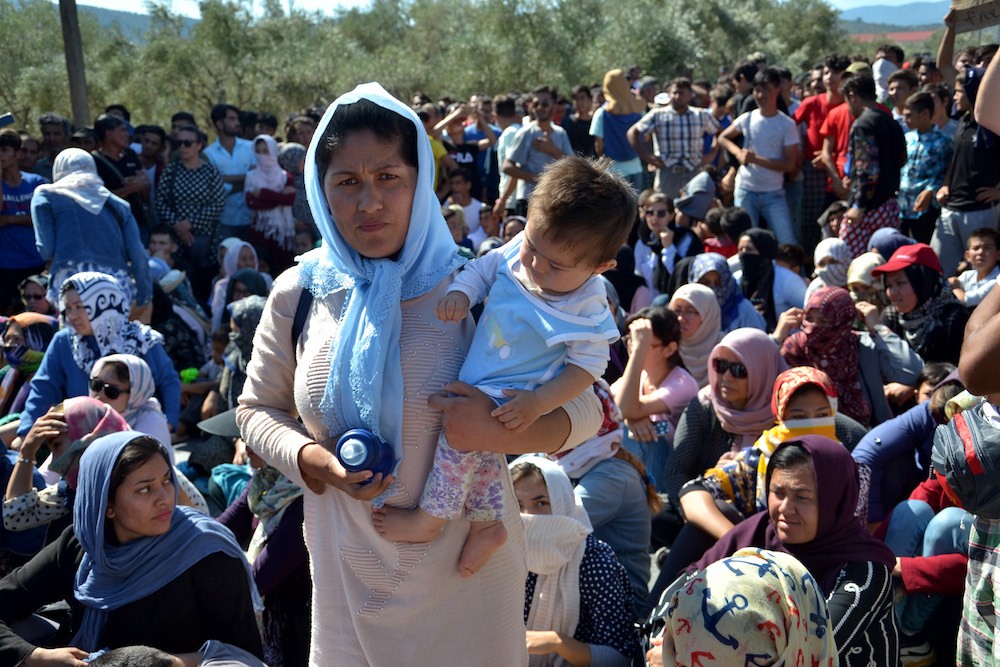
[{"x1": 718, "y1": 67, "x2": 800, "y2": 244}]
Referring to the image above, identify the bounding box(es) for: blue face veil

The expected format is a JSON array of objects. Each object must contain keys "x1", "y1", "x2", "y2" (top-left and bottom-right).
[{"x1": 298, "y1": 83, "x2": 466, "y2": 481}]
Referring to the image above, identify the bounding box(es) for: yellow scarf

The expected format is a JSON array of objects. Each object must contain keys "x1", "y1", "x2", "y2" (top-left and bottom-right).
[{"x1": 752, "y1": 417, "x2": 838, "y2": 509}]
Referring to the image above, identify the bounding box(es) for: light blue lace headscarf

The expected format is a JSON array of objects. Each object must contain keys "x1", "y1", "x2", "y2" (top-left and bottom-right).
[{"x1": 298, "y1": 82, "x2": 466, "y2": 477}]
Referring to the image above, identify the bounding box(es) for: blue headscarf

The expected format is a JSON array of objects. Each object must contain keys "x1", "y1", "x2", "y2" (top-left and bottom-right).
[
  {"x1": 867, "y1": 227, "x2": 915, "y2": 261},
  {"x1": 298, "y1": 83, "x2": 466, "y2": 480},
  {"x1": 690, "y1": 252, "x2": 743, "y2": 329},
  {"x1": 71, "y1": 432, "x2": 260, "y2": 651}
]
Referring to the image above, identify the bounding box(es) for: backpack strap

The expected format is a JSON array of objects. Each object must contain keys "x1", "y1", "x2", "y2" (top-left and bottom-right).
[{"x1": 291, "y1": 288, "x2": 314, "y2": 349}]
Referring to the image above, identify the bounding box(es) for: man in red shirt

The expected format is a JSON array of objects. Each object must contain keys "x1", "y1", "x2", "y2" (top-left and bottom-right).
[{"x1": 795, "y1": 53, "x2": 850, "y2": 252}]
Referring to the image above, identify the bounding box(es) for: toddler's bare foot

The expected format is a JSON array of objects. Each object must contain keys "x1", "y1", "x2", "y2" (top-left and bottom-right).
[
  {"x1": 372, "y1": 506, "x2": 447, "y2": 543},
  {"x1": 459, "y1": 520, "x2": 508, "y2": 578}
]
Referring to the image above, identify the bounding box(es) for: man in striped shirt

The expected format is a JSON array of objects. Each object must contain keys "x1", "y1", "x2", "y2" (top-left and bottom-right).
[{"x1": 627, "y1": 78, "x2": 720, "y2": 198}]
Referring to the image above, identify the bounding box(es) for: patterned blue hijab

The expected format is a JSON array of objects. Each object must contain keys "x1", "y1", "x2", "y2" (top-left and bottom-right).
[
  {"x1": 71, "y1": 432, "x2": 260, "y2": 651},
  {"x1": 298, "y1": 83, "x2": 466, "y2": 476},
  {"x1": 690, "y1": 252, "x2": 744, "y2": 330}
]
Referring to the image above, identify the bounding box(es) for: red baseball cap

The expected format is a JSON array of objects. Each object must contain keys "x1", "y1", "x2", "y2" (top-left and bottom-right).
[{"x1": 872, "y1": 242, "x2": 943, "y2": 276}]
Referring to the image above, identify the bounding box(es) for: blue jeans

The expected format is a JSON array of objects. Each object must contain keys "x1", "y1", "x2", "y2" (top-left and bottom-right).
[
  {"x1": 734, "y1": 187, "x2": 797, "y2": 245},
  {"x1": 884, "y1": 499, "x2": 973, "y2": 634},
  {"x1": 621, "y1": 420, "x2": 672, "y2": 494}
]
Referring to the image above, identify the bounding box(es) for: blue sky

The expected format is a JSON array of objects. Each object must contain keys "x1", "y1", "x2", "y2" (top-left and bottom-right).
[{"x1": 75, "y1": 0, "x2": 916, "y2": 19}]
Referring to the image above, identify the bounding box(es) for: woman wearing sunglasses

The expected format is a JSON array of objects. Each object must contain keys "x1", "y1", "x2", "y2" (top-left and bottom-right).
[
  {"x1": 12, "y1": 273, "x2": 181, "y2": 455},
  {"x1": 651, "y1": 328, "x2": 786, "y2": 548},
  {"x1": 154, "y1": 126, "x2": 226, "y2": 296},
  {"x1": 30, "y1": 149, "x2": 152, "y2": 317}
]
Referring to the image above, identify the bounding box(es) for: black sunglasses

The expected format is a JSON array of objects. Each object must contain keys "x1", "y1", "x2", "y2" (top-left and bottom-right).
[
  {"x1": 712, "y1": 358, "x2": 749, "y2": 379},
  {"x1": 89, "y1": 378, "x2": 130, "y2": 400},
  {"x1": 175, "y1": 139, "x2": 199, "y2": 148},
  {"x1": 645, "y1": 209, "x2": 668, "y2": 218}
]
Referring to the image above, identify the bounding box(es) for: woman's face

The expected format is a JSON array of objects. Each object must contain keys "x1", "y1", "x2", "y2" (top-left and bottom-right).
[
  {"x1": 2, "y1": 322, "x2": 24, "y2": 349},
  {"x1": 236, "y1": 246, "x2": 256, "y2": 271},
  {"x1": 175, "y1": 131, "x2": 201, "y2": 162},
  {"x1": 229, "y1": 281, "x2": 250, "y2": 303},
  {"x1": 738, "y1": 235, "x2": 759, "y2": 255},
  {"x1": 714, "y1": 347, "x2": 749, "y2": 409},
  {"x1": 62, "y1": 289, "x2": 93, "y2": 336},
  {"x1": 514, "y1": 475, "x2": 552, "y2": 515},
  {"x1": 782, "y1": 388, "x2": 832, "y2": 421},
  {"x1": 21, "y1": 282, "x2": 49, "y2": 313},
  {"x1": 322, "y1": 129, "x2": 418, "y2": 260},
  {"x1": 698, "y1": 270, "x2": 722, "y2": 290},
  {"x1": 768, "y1": 463, "x2": 820, "y2": 545},
  {"x1": 255, "y1": 139, "x2": 268, "y2": 156},
  {"x1": 105, "y1": 453, "x2": 175, "y2": 544},
  {"x1": 644, "y1": 201, "x2": 673, "y2": 234},
  {"x1": 884, "y1": 269, "x2": 918, "y2": 314},
  {"x1": 671, "y1": 298, "x2": 703, "y2": 341},
  {"x1": 90, "y1": 365, "x2": 131, "y2": 415},
  {"x1": 502, "y1": 220, "x2": 525, "y2": 244}
]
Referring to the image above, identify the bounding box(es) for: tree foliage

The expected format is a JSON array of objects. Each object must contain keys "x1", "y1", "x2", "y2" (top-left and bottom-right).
[{"x1": 1, "y1": 0, "x2": 847, "y2": 131}]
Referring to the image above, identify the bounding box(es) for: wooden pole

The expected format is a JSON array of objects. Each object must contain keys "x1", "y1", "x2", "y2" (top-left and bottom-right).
[{"x1": 59, "y1": 0, "x2": 90, "y2": 127}]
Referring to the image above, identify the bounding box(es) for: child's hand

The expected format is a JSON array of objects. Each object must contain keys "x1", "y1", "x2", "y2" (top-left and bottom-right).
[
  {"x1": 437, "y1": 292, "x2": 471, "y2": 322},
  {"x1": 492, "y1": 389, "x2": 543, "y2": 432}
]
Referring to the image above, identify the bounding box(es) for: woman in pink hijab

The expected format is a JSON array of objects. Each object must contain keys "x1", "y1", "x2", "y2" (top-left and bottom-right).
[{"x1": 245, "y1": 134, "x2": 296, "y2": 273}]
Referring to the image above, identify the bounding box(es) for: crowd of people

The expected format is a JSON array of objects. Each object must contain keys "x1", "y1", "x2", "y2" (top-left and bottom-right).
[{"x1": 1, "y1": 17, "x2": 1000, "y2": 666}]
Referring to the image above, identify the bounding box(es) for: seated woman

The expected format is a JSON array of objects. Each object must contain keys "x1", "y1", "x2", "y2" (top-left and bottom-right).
[
  {"x1": 883, "y1": 472, "x2": 971, "y2": 663},
  {"x1": 90, "y1": 355, "x2": 171, "y2": 447},
  {"x1": 643, "y1": 366, "x2": 866, "y2": 613},
  {"x1": 689, "y1": 436, "x2": 899, "y2": 667},
  {"x1": 0, "y1": 314, "x2": 58, "y2": 435},
  {"x1": 210, "y1": 241, "x2": 263, "y2": 334},
  {"x1": 17, "y1": 276, "x2": 56, "y2": 318},
  {"x1": 667, "y1": 283, "x2": 722, "y2": 388},
  {"x1": 847, "y1": 251, "x2": 889, "y2": 310},
  {"x1": 651, "y1": 549, "x2": 837, "y2": 667},
  {"x1": 14, "y1": 273, "x2": 181, "y2": 446},
  {"x1": 732, "y1": 228, "x2": 806, "y2": 331},
  {"x1": 218, "y1": 296, "x2": 267, "y2": 413},
  {"x1": 875, "y1": 243, "x2": 969, "y2": 365},
  {"x1": 0, "y1": 432, "x2": 262, "y2": 665},
  {"x1": 780, "y1": 285, "x2": 924, "y2": 426},
  {"x1": 5, "y1": 397, "x2": 130, "y2": 539},
  {"x1": 651, "y1": 328, "x2": 786, "y2": 549},
  {"x1": 805, "y1": 236, "x2": 852, "y2": 303},
  {"x1": 610, "y1": 306, "x2": 698, "y2": 493},
  {"x1": 551, "y1": 381, "x2": 660, "y2": 616},
  {"x1": 5, "y1": 397, "x2": 207, "y2": 537},
  {"x1": 511, "y1": 456, "x2": 640, "y2": 666},
  {"x1": 688, "y1": 253, "x2": 766, "y2": 333}
]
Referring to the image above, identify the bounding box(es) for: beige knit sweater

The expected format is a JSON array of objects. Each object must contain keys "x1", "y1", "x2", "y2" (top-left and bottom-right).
[{"x1": 237, "y1": 267, "x2": 601, "y2": 666}]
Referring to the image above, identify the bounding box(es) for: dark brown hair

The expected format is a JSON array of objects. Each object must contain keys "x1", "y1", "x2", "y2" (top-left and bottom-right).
[
  {"x1": 108, "y1": 436, "x2": 171, "y2": 503},
  {"x1": 528, "y1": 156, "x2": 637, "y2": 267}
]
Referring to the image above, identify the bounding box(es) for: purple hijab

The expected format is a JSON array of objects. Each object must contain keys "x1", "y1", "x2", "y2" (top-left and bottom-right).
[{"x1": 692, "y1": 435, "x2": 895, "y2": 594}]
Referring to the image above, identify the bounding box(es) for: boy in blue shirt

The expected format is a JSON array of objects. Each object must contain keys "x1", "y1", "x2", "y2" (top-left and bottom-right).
[
  {"x1": 898, "y1": 92, "x2": 951, "y2": 244},
  {"x1": 950, "y1": 227, "x2": 1000, "y2": 306}
]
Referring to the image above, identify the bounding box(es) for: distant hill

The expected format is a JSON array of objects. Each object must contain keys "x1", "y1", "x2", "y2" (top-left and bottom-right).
[
  {"x1": 72, "y1": 2, "x2": 199, "y2": 41},
  {"x1": 839, "y1": 0, "x2": 950, "y2": 27}
]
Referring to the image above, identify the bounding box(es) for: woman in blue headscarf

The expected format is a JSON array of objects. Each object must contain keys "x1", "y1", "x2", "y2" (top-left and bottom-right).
[
  {"x1": 688, "y1": 252, "x2": 766, "y2": 333},
  {"x1": 236, "y1": 82, "x2": 603, "y2": 665},
  {"x1": 0, "y1": 431, "x2": 261, "y2": 665}
]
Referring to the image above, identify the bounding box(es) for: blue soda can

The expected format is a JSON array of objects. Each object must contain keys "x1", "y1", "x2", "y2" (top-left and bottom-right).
[{"x1": 335, "y1": 429, "x2": 395, "y2": 483}]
